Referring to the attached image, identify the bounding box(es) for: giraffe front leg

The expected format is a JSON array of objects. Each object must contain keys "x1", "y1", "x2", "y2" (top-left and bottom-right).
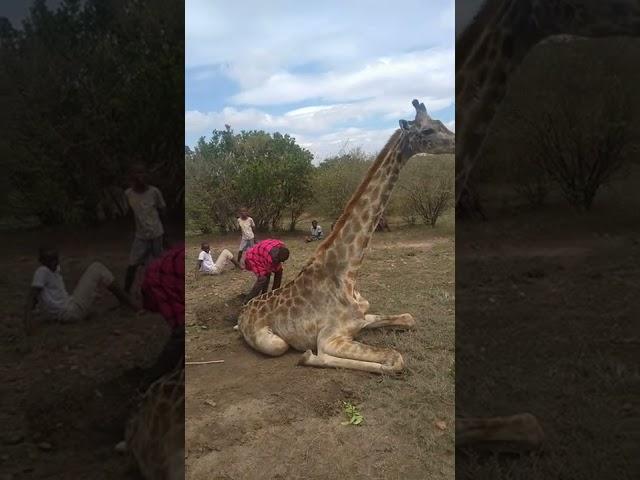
[
  {"x1": 299, "y1": 333, "x2": 406, "y2": 374},
  {"x1": 362, "y1": 313, "x2": 416, "y2": 329}
]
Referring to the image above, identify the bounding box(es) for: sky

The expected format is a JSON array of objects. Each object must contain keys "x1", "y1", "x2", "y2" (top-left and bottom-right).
[
  {"x1": 6, "y1": 0, "x2": 486, "y2": 163},
  {"x1": 186, "y1": 0, "x2": 464, "y2": 162}
]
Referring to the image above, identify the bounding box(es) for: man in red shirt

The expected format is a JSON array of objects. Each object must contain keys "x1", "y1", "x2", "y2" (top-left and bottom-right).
[
  {"x1": 126, "y1": 243, "x2": 185, "y2": 389},
  {"x1": 243, "y1": 239, "x2": 289, "y2": 303}
]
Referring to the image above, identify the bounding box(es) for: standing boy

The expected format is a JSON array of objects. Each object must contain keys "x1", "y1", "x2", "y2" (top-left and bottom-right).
[
  {"x1": 124, "y1": 163, "x2": 167, "y2": 293},
  {"x1": 237, "y1": 207, "x2": 256, "y2": 263}
]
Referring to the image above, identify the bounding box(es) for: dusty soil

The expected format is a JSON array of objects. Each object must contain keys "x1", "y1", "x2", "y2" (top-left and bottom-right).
[
  {"x1": 456, "y1": 207, "x2": 640, "y2": 479},
  {"x1": 0, "y1": 222, "x2": 178, "y2": 479},
  {"x1": 185, "y1": 223, "x2": 455, "y2": 480}
]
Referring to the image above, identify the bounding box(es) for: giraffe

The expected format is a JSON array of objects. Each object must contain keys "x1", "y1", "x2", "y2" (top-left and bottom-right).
[
  {"x1": 237, "y1": 99, "x2": 454, "y2": 374},
  {"x1": 455, "y1": 0, "x2": 640, "y2": 218},
  {"x1": 117, "y1": 365, "x2": 185, "y2": 480}
]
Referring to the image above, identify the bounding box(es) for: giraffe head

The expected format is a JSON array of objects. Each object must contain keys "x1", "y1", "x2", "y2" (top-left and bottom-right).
[{"x1": 398, "y1": 99, "x2": 455, "y2": 158}]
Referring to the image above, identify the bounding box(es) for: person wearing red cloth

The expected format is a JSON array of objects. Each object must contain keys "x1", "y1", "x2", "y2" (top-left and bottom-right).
[
  {"x1": 126, "y1": 243, "x2": 185, "y2": 388},
  {"x1": 243, "y1": 239, "x2": 289, "y2": 303}
]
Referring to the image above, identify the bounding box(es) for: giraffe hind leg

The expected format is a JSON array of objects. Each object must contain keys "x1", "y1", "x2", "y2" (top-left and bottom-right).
[
  {"x1": 362, "y1": 313, "x2": 416, "y2": 329},
  {"x1": 244, "y1": 327, "x2": 290, "y2": 357}
]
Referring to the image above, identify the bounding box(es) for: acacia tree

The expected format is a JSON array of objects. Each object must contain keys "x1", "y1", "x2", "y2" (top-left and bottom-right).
[
  {"x1": 521, "y1": 88, "x2": 630, "y2": 211},
  {"x1": 396, "y1": 155, "x2": 454, "y2": 227}
]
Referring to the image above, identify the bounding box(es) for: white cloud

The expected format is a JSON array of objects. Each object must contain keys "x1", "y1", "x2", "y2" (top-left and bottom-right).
[
  {"x1": 186, "y1": 0, "x2": 454, "y2": 83},
  {"x1": 231, "y1": 48, "x2": 453, "y2": 107},
  {"x1": 185, "y1": 0, "x2": 455, "y2": 159}
]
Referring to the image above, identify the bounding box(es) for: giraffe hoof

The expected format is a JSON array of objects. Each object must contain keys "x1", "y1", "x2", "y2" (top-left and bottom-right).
[
  {"x1": 298, "y1": 350, "x2": 314, "y2": 366},
  {"x1": 401, "y1": 313, "x2": 416, "y2": 327},
  {"x1": 514, "y1": 413, "x2": 545, "y2": 449}
]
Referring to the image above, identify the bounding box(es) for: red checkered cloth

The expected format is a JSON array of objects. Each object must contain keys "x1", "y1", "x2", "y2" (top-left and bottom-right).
[
  {"x1": 141, "y1": 243, "x2": 185, "y2": 330},
  {"x1": 244, "y1": 239, "x2": 285, "y2": 277}
]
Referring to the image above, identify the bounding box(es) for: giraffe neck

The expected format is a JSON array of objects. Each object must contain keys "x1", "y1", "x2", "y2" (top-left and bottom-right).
[
  {"x1": 456, "y1": 0, "x2": 640, "y2": 198},
  {"x1": 311, "y1": 129, "x2": 407, "y2": 277}
]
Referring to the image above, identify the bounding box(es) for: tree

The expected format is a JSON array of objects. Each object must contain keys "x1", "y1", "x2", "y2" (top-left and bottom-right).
[
  {"x1": 312, "y1": 148, "x2": 373, "y2": 220},
  {"x1": 1, "y1": 0, "x2": 184, "y2": 225},
  {"x1": 397, "y1": 155, "x2": 454, "y2": 227},
  {"x1": 520, "y1": 87, "x2": 630, "y2": 211},
  {"x1": 185, "y1": 129, "x2": 314, "y2": 233}
]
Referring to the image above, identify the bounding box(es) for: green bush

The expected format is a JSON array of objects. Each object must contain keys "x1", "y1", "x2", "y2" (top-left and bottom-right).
[{"x1": 185, "y1": 128, "x2": 314, "y2": 233}]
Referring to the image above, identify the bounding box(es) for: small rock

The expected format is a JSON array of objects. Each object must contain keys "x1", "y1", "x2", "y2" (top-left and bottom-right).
[
  {"x1": 622, "y1": 403, "x2": 632, "y2": 412},
  {"x1": 1, "y1": 454, "x2": 9, "y2": 461},
  {"x1": 38, "y1": 442, "x2": 53, "y2": 451},
  {"x1": 112, "y1": 330, "x2": 122, "y2": 336},
  {"x1": 70, "y1": 365, "x2": 79, "y2": 371},
  {"x1": 204, "y1": 400, "x2": 216, "y2": 407}
]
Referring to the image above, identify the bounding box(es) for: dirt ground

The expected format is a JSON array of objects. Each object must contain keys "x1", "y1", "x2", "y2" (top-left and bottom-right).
[
  {"x1": 456, "y1": 204, "x2": 640, "y2": 479},
  {"x1": 0, "y1": 222, "x2": 179, "y2": 479},
  {"x1": 185, "y1": 220, "x2": 455, "y2": 480}
]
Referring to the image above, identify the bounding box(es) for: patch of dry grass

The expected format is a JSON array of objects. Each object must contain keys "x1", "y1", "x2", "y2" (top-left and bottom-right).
[{"x1": 186, "y1": 224, "x2": 455, "y2": 479}]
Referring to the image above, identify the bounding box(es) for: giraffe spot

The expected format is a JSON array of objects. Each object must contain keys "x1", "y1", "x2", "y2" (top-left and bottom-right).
[{"x1": 343, "y1": 231, "x2": 355, "y2": 245}]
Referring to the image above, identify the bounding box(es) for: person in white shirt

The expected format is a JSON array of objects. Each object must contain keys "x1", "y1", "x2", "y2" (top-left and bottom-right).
[
  {"x1": 196, "y1": 243, "x2": 240, "y2": 275},
  {"x1": 23, "y1": 248, "x2": 140, "y2": 335},
  {"x1": 236, "y1": 207, "x2": 256, "y2": 263},
  {"x1": 124, "y1": 163, "x2": 167, "y2": 293},
  {"x1": 305, "y1": 220, "x2": 324, "y2": 243}
]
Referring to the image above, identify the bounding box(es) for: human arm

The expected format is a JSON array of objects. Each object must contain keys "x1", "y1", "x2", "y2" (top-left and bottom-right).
[
  {"x1": 272, "y1": 270, "x2": 283, "y2": 290},
  {"x1": 245, "y1": 276, "x2": 269, "y2": 303}
]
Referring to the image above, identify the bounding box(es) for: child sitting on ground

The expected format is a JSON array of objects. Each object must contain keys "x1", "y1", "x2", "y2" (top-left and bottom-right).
[
  {"x1": 305, "y1": 220, "x2": 324, "y2": 242},
  {"x1": 24, "y1": 248, "x2": 140, "y2": 335},
  {"x1": 196, "y1": 243, "x2": 241, "y2": 276}
]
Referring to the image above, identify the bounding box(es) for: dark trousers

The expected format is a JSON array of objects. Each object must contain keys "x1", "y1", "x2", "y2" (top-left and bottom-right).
[{"x1": 141, "y1": 325, "x2": 184, "y2": 387}]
